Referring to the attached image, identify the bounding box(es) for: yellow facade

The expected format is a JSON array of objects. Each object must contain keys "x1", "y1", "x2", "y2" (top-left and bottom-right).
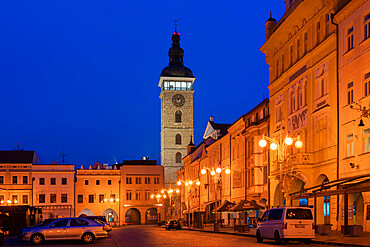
[
  {"x1": 179, "y1": 99, "x2": 269, "y2": 227},
  {"x1": 335, "y1": 0, "x2": 370, "y2": 232},
  {"x1": 75, "y1": 163, "x2": 121, "y2": 224}
]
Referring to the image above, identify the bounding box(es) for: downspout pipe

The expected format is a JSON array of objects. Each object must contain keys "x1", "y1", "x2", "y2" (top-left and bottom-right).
[{"x1": 330, "y1": 12, "x2": 340, "y2": 224}]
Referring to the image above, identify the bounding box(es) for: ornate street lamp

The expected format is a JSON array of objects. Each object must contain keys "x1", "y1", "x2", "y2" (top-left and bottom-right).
[
  {"x1": 200, "y1": 166, "x2": 230, "y2": 232},
  {"x1": 177, "y1": 179, "x2": 200, "y2": 227},
  {"x1": 161, "y1": 188, "x2": 180, "y2": 220},
  {"x1": 259, "y1": 134, "x2": 303, "y2": 206},
  {"x1": 150, "y1": 193, "x2": 165, "y2": 224}
]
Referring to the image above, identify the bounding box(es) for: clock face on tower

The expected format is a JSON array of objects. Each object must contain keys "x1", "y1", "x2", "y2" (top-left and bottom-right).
[{"x1": 172, "y1": 94, "x2": 185, "y2": 107}]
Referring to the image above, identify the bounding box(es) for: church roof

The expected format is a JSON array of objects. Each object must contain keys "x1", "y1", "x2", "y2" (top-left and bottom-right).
[{"x1": 92, "y1": 161, "x2": 105, "y2": 169}]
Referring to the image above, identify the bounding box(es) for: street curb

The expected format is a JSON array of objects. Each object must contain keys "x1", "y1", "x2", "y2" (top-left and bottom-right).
[{"x1": 181, "y1": 228, "x2": 370, "y2": 247}]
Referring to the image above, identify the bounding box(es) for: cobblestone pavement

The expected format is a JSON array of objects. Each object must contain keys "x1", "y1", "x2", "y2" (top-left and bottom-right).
[{"x1": 5, "y1": 225, "x2": 329, "y2": 247}]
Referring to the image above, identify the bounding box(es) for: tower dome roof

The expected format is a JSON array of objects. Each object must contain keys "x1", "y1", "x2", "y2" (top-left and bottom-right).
[{"x1": 160, "y1": 25, "x2": 194, "y2": 78}]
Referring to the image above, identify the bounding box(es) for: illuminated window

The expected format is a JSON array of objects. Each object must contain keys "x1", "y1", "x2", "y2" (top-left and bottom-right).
[
  {"x1": 347, "y1": 82, "x2": 354, "y2": 105},
  {"x1": 324, "y1": 196, "x2": 330, "y2": 217},
  {"x1": 12, "y1": 195, "x2": 18, "y2": 203},
  {"x1": 347, "y1": 134, "x2": 354, "y2": 156},
  {"x1": 163, "y1": 81, "x2": 192, "y2": 91},
  {"x1": 175, "y1": 110, "x2": 182, "y2": 123},
  {"x1": 176, "y1": 152, "x2": 182, "y2": 163},
  {"x1": 347, "y1": 27, "x2": 354, "y2": 51},
  {"x1": 364, "y1": 13, "x2": 370, "y2": 40},
  {"x1": 175, "y1": 134, "x2": 182, "y2": 145},
  {"x1": 364, "y1": 73, "x2": 370, "y2": 97},
  {"x1": 363, "y1": 128, "x2": 370, "y2": 152}
]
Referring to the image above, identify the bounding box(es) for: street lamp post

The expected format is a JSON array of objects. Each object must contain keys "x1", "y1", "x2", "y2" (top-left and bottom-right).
[
  {"x1": 258, "y1": 134, "x2": 303, "y2": 206},
  {"x1": 150, "y1": 193, "x2": 165, "y2": 224},
  {"x1": 177, "y1": 179, "x2": 200, "y2": 228},
  {"x1": 200, "y1": 166, "x2": 230, "y2": 232},
  {"x1": 160, "y1": 188, "x2": 180, "y2": 220}
]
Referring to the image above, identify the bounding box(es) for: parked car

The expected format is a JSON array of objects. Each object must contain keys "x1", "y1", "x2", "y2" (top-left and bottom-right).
[
  {"x1": 18, "y1": 219, "x2": 58, "y2": 237},
  {"x1": 165, "y1": 220, "x2": 181, "y2": 230},
  {"x1": 256, "y1": 207, "x2": 315, "y2": 244},
  {"x1": 78, "y1": 216, "x2": 112, "y2": 232},
  {"x1": 18, "y1": 217, "x2": 108, "y2": 245}
]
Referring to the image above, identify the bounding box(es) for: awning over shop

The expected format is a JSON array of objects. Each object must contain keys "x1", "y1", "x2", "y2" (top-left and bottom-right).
[
  {"x1": 204, "y1": 200, "x2": 218, "y2": 206},
  {"x1": 214, "y1": 200, "x2": 236, "y2": 212},
  {"x1": 229, "y1": 200, "x2": 264, "y2": 212}
]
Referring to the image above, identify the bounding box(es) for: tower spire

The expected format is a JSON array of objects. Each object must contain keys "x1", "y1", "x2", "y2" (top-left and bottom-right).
[{"x1": 174, "y1": 20, "x2": 178, "y2": 34}]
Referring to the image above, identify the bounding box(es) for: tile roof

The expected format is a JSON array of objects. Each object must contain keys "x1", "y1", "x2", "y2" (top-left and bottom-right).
[{"x1": 0, "y1": 151, "x2": 39, "y2": 164}]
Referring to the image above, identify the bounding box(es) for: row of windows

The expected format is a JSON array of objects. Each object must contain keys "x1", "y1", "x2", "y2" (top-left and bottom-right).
[
  {"x1": 39, "y1": 177, "x2": 68, "y2": 185},
  {"x1": 126, "y1": 190, "x2": 158, "y2": 201},
  {"x1": 38, "y1": 194, "x2": 68, "y2": 204},
  {"x1": 346, "y1": 73, "x2": 370, "y2": 105},
  {"x1": 77, "y1": 194, "x2": 116, "y2": 203},
  {"x1": 162, "y1": 81, "x2": 192, "y2": 91},
  {"x1": 0, "y1": 194, "x2": 28, "y2": 204},
  {"x1": 125, "y1": 177, "x2": 160, "y2": 184},
  {"x1": 346, "y1": 13, "x2": 370, "y2": 52},
  {"x1": 0, "y1": 176, "x2": 28, "y2": 185},
  {"x1": 346, "y1": 128, "x2": 370, "y2": 156},
  {"x1": 84, "y1": 179, "x2": 112, "y2": 186}
]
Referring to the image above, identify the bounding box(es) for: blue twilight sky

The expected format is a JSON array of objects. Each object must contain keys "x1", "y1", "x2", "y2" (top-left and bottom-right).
[{"x1": 0, "y1": 0, "x2": 285, "y2": 166}]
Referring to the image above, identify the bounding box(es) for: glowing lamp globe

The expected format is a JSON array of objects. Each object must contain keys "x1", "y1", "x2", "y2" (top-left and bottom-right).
[
  {"x1": 285, "y1": 137, "x2": 293, "y2": 145},
  {"x1": 185, "y1": 182, "x2": 189, "y2": 186},
  {"x1": 116, "y1": 198, "x2": 119, "y2": 202},
  {"x1": 161, "y1": 190, "x2": 165, "y2": 194},
  {"x1": 168, "y1": 189, "x2": 173, "y2": 193},
  {"x1": 189, "y1": 180, "x2": 193, "y2": 185},
  {"x1": 156, "y1": 195, "x2": 161, "y2": 199},
  {"x1": 211, "y1": 170, "x2": 216, "y2": 176},
  {"x1": 216, "y1": 167, "x2": 222, "y2": 173},
  {"x1": 7, "y1": 200, "x2": 11, "y2": 204},
  {"x1": 177, "y1": 181, "x2": 181, "y2": 186},
  {"x1": 270, "y1": 143, "x2": 278, "y2": 150},
  {"x1": 110, "y1": 198, "x2": 114, "y2": 202},
  {"x1": 176, "y1": 189, "x2": 180, "y2": 193},
  {"x1": 201, "y1": 169, "x2": 206, "y2": 175},
  {"x1": 150, "y1": 195, "x2": 154, "y2": 199},
  {"x1": 225, "y1": 168, "x2": 231, "y2": 174},
  {"x1": 259, "y1": 139, "x2": 267, "y2": 147},
  {"x1": 295, "y1": 140, "x2": 303, "y2": 148},
  {"x1": 104, "y1": 198, "x2": 108, "y2": 202},
  {"x1": 0, "y1": 200, "x2": 4, "y2": 204},
  {"x1": 196, "y1": 181, "x2": 200, "y2": 186},
  {"x1": 163, "y1": 195, "x2": 167, "y2": 198}
]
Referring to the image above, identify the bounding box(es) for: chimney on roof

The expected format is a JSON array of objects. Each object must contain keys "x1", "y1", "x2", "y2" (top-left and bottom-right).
[
  {"x1": 187, "y1": 135, "x2": 196, "y2": 154},
  {"x1": 210, "y1": 111, "x2": 214, "y2": 122}
]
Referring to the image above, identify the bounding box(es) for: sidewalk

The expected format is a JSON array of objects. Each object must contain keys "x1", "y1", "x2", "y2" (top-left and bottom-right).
[{"x1": 181, "y1": 225, "x2": 370, "y2": 246}]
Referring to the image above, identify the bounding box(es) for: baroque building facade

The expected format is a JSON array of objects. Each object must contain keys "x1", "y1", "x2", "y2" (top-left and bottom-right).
[
  {"x1": 159, "y1": 27, "x2": 195, "y2": 186},
  {"x1": 178, "y1": 99, "x2": 269, "y2": 227},
  {"x1": 335, "y1": 0, "x2": 370, "y2": 232}
]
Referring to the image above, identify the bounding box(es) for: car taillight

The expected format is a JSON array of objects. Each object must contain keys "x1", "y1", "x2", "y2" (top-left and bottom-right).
[
  {"x1": 312, "y1": 223, "x2": 315, "y2": 230},
  {"x1": 282, "y1": 222, "x2": 287, "y2": 229}
]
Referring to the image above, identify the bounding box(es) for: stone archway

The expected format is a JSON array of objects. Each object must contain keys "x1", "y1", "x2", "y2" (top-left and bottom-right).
[
  {"x1": 125, "y1": 208, "x2": 141, "y2": 225},
  {"x1": 77, "y1": 208, "x2": 95, "y2": 217},
  {"x1": 102, "y1": 208, "x2": 119, "y2": 223},
  {"x1": 274, "y1": 183, "x2": 286, "y2": 207},
  {"x1": 145, "y1": 208, "x2": 158, "y2": 225}
]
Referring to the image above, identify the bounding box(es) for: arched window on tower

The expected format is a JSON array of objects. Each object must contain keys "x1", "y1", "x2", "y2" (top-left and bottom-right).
[
  {"x1": 175, "y1": 134, "x2": 182, "y2": 145},
  {"x1": 176, "y1": 152, "x2": 182, "y2": 163},
  {"x1": 175, "y1": 110, "x2": 182, "y2": 123}
]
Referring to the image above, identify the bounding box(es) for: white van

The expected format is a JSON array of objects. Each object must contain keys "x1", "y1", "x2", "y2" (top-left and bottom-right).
[{"x1": 256, "y1": 207, "x2": 315, "y2": 244}]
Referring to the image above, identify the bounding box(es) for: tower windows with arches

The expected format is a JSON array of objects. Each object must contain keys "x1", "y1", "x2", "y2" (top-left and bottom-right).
[
  {"x1": 175, "y1": 110, "x2": 182, "y2": 123},
  {"x1": 175, "y1": 152, "x2": 182, "y2": 163},
  {"x1": 175, "y1": 134, "x2": 181, "y2": 145}
]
